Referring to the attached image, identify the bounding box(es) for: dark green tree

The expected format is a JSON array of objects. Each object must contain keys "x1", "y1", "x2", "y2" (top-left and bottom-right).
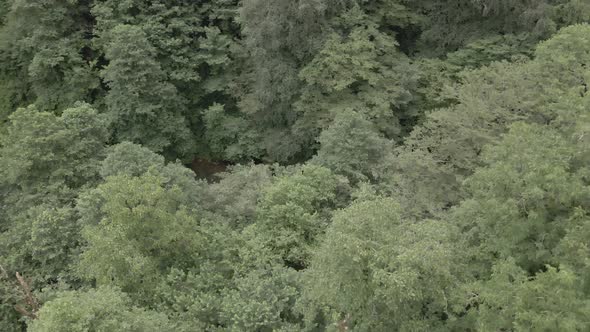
[
  {"x1": 0, "y1": 0, "x2": 99, "y2": 112},
  {"x1": 295, "y1": 5, "x2": 418, "y2": 147},
  {"x1": 100, "y1": 24, "x2": 192, "y2": 156}
]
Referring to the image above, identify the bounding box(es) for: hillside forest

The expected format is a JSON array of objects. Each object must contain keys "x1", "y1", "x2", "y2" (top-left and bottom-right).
[{"x1": 1, "y1": 0, "x2": 590, "y2": 331}]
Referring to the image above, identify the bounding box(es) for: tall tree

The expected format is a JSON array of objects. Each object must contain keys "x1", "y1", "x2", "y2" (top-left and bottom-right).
[
  {"x1": 93, "y1": 0, "x2": 237, "y2": 159},
  {"x1": 0, "y1": 103, "x2": 108, "y2": 330},
  {"x1": 0, "y1": 0, "x2": 99, "y2": 112},
  {"x1": 100, "y1": 24, "x2": 192, "y2": 156},
  {"x1": 295, "y1": 5, "x2": 418, "y2": 149}
]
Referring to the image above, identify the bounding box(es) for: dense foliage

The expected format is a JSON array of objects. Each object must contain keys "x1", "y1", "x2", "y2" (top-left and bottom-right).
[{"x1": 1, "y1": 0, "x2": 589, "y2": 330}]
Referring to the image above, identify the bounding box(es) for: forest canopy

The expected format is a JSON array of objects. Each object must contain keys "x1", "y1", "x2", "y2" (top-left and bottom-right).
[{"x1": 0, "y1": 0, "x2": 589, "y2": 331}]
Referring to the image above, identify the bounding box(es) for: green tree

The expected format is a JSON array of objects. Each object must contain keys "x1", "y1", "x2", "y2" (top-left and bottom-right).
[
  {"x1": 245, "y1": 165, "x2": 347, "y2": 270},
  {"x1": 386, "y1": 148, "x2": 461, "y2": 220},
  {"x1": 99, "y1": 142, "x2": 166, "y2": 178},
  {"x1": 534, "y1": 24, "x2": 590, "y2": 101},
  {"x1": 92, "y1": 0, "x2": 235, "y2": 95},
  {"x1": 0, "y1": 104, "x2": 108, "y2": 280},
  {"x1": 295, "y1": 5, "x2": 418, "y2": 147},
  {"x1": 234, "y1": 0, "x2": 333, "y2": 161},
  {"x1": 202, "y1": 163, "x2": 276, "y2": 227},
  {"x1": 220, "y1": 266, "x2": 302, "y2": 331},
  {"x1": 100, "y1": 24, "x2": 192, "y2": 156},
  {"x1": 29, "y1": 287, "x2": 172, "y2": 332},
  {"x1": 388, "y1": 23, "x2": 590, "y2": 221},
  {"x1": 556, "y1": 210, "x2": 590, "y2": 294},
  {"x1": 77, "y1": 142, "x2": 206, "y2": 230},
  {"x1": 77, "y1": 171, "x2": 203, "y2": 297},
  {"x1": 0, "y1": 103, "x2": 108, "y2": 198},
  {"x1": 301, "y1": 197, "x2": 458, "y2": 331},
  {"x1": 0, "y1": 103, "x2": 108, "y2": 330},
  {"x1": 416, "y1": 0, "x2": 571, "y2": 55},
  {"x1": 0, "y1": 0, "x2": 99, "y2": 112},
  {"x1": 453, "y1": 123, "x2": 586, "y2": 274},
  {"x1": 92, "y1": 0, "x2": 239, "y2": 160},
  {"x1": 461, "y1": 259, "x2": 590, "y2": 331},
  {"x1": 201, "y1": 103, "x2": 262, "y2": 161},
  {"x1": 312, "y1": 109, "x2": 393, "y2": 183}
]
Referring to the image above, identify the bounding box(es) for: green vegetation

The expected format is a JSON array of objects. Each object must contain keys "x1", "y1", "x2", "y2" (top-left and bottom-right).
[{"x1": 0, "y1": 1, "x2": 589, "y2": 331}]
